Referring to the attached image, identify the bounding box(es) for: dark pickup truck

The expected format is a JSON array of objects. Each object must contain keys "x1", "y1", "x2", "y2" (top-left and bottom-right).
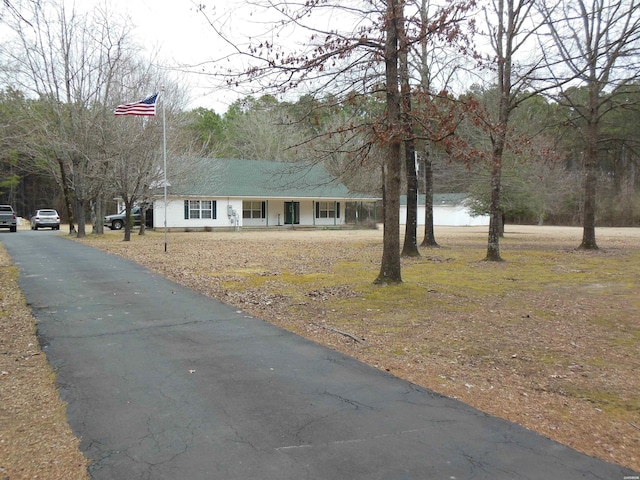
[
  {"x1": 104, "y1": 206, "x2": 143, "y2": 230},
  {"x1": 0, "y1": 205, "x2": 17, "y2": 232}
]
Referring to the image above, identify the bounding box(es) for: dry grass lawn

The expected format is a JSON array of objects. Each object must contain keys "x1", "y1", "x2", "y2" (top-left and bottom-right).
[{"x1": 1, "y1": 224, "x2": 638, "y2": 477}]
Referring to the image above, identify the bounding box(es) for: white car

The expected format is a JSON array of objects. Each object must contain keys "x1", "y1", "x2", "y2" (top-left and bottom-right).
[{"x1": 30, "y1": 209, "x2": 61, "y2": 230}]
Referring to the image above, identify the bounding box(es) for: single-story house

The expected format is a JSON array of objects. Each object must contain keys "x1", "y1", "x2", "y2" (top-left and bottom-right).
[
  {"x1": 400, "y1": 193, "x2": 490, "y2": 226},
  {"x1": 147, "y1": 158, "x2": 380, "y2": 230}
]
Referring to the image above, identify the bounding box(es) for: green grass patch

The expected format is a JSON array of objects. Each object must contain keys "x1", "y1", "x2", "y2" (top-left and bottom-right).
[{"x1": 563, "y1": 387, "x2": 639, "y2": 416}]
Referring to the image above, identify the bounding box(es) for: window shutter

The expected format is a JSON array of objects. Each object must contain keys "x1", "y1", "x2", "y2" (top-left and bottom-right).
[
  {"x1": 315, "y1": 202, "x2": 319, "y2": 218},
  {"x1": 212, "y1": 201, "x2": 217, "y2": 219},
  {"x1": 261, "y1": 202, "x2": 266, "y2": 218},
  {"x1": 184, "y1": 200, "x2": 189, "y2": 219},
  {"x1": 336, "y1": 202, "x2": 341, "y2": 218}
]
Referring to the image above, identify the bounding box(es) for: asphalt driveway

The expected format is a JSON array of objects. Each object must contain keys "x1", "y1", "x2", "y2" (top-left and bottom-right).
[{"x1": 1, "y1": 230, "x2": 636, "y2": 480}]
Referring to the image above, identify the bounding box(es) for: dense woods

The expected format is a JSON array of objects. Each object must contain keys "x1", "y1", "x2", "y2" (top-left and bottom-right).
[{"x1": 3, "y1": 83, "x2": 640, "y2": 226}]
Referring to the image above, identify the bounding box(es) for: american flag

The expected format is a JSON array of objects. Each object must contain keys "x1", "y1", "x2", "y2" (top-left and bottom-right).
[{"x1": 114, "y1": 93, "x2": 158, "y2": 116}]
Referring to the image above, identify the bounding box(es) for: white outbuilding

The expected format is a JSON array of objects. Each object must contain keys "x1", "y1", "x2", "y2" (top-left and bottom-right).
[{"x1": 400, "y1": 194, "x2": 489, "y2": 227}]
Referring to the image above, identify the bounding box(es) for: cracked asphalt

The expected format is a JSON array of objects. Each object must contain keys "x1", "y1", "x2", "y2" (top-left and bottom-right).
[{"x1": 2, "y1": 231, "x2": 637, "y2": 480}]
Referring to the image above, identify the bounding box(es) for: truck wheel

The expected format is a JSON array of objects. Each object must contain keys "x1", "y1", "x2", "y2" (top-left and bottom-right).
[
  {"x1": 10, "y1": 226, "x2": 16, "y2": 232},
  {"x1": 112, "y1": 219, "x2": 124, "y2": 230}
]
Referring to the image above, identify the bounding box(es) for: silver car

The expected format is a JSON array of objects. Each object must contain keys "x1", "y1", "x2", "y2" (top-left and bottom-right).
[{"x1": 30, "y1": 209, "x2": 61, "y2": 230}]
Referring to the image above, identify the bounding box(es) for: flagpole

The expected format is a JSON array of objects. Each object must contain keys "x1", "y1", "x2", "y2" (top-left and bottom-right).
[{"x1": 162, "y1": 87, "x2": 168, "y2": 253}]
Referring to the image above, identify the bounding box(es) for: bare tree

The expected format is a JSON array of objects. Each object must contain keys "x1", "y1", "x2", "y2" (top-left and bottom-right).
[
  {"x1": 222, "y1": 96, "x2": 307, "y2": 161},
  {"x1": 476, "y1": 0, "x2": 552, "y2": 261},
  {"x1": 399, "y1": 1, "x2": 421, "y2": 258},
  {"x1": 541, "y1": 0, "x2": 640, "y2": 249},
  {"x1": 107, "y1": 78, "x2": 193, "y2": 241},
  {"x1": 289, "y1": 97, "x2": 384, "y2": 194},
  {"x1": 411, "y1": 0, "x2": 475, "y2": 248},
  {"x1": 197, "y1": 0, "x2": 407, "y2": 282},
  {"x1": 417, "y1": 0, "x2": 441, "y2": 249},
  {"x1": 197, "y1": 0, "x2": 474, "y2": 282},
  {"x1": 0, "y1": 0, "x2": 137, "y2": 237},
  {"x1": 376, "y1": 0, "x2": 404, "y2": 282}
]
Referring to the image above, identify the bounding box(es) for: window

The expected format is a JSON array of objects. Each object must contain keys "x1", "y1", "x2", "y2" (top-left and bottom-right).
[
  {"x1": 243, "y1": 201, "x2": 266, "y2": 219},
  {"x1": 184, "y1": 200, "x2": 216, "y2": 219},
  {"x1": 316, "y1": 201, "x2": 340, "y2": 219}
]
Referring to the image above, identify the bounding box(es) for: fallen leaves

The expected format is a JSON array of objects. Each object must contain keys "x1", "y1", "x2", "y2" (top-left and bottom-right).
[{"x1": 0, "y1": 245, "x2": 89, "y2": 480}]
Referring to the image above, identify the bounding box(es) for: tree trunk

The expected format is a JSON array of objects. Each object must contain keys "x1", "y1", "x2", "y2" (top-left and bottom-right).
[
  {"x1": 123, "y1": 202, "x2": 133, "y2": 242},
  {"x1": 399, "y1": 11, "x2": 419, "y2": 258},
  {"x1": 486, "y1": 127, "x2": 505, "y2": 261},
  {"x1": 93, "y1": 197, "x2": 105, "y2": 235},
  {"x1": 75, "y1": 199, "x2": 86, "y2": 238},
  {"x1": 139, "y1": 203, "x2": 148, "y2": 236},
  {"x1": 57, "y1": 156, "x2": 76, "y2": 235},
  {"x1": 375, "y1": 0, "x2": 403, "y2": 284},
  {"x1": 421, "y1": 153, "x2": 439, "y2": 247},
  {"x1": 485, "y1": 0, "x2": 510, "y2": 262},
  {"x1": 401, "y1": 143, "x2": 420, "y2": 257},
  {"x1": 71, "y1": 159, "x2": 87, "y2": 238},
  {"x1": 579, "y1": 103, "x2": 599, "y2": 249},
  {"x1": 377, "y1": 149, "x2": 403, "y2": 284},
  {"x1": 486, "y1": 153, "x2": 503, "y2": 261}
]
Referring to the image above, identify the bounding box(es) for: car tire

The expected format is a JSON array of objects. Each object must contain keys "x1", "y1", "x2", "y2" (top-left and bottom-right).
[
  {"x1": 112, "y1": 219, "x2": 124, "y2": 230},
  {"x1": 34, "y1": 225, "x2": 38, "y2": 230}
]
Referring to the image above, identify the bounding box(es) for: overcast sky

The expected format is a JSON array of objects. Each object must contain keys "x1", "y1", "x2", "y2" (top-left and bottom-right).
[
  {"x1": 104, "y1": 0, "x2": 234, "y2": 112},
  {"x1": 103, "y1": 0, "x2": 345, "y2": 114}
]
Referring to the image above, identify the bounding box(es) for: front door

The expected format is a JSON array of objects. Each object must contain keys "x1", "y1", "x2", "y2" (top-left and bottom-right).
[{"x1": 284, "y1": 201, "x2": 300, "y2": 225}]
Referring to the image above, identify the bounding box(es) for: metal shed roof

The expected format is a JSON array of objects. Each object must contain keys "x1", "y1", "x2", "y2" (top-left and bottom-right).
[{"x1": 400, "y1": 193, "x2": 469, "y2": 206}]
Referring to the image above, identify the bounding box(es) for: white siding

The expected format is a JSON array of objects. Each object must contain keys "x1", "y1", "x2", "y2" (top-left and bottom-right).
[
  {"x1": 153, "y1": 198, "x2": 242, "y2": 229},
  {"x1": 400, "y1": 202, "x2": 489, "y2": 227},
  {"x1": 153, "y1": 197, "x2": 346, "y2": 229}
]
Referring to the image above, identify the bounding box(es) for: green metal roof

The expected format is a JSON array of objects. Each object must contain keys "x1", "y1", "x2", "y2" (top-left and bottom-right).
[
  {"x1": 400, "y1": 193, "x2": 468, "y2": 206},
  {"x1": 167, "y1": 158, "x2": 379, "y2": 200}
]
